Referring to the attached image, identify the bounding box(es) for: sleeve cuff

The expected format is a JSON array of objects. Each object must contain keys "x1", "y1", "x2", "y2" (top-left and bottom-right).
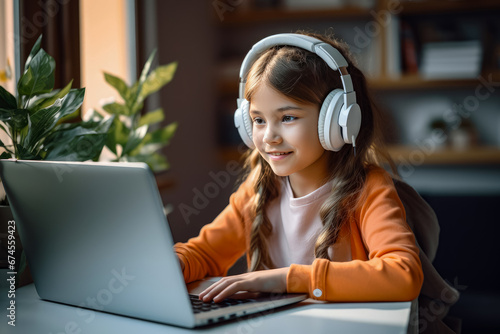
[
  {"x1": 174, "y1": 246, "x2": 191, "y2": 282},
  {"x1": 286, "y1": 264, "x2": 311, "y2": 294},
  {"x1": 287, "y1": 260, "x2": 330, "y2": 301}
]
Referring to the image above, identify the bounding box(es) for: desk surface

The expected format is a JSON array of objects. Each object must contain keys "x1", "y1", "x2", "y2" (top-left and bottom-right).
[{"x1": 1, "y1": 283, "x2": 411, "y2": 334}]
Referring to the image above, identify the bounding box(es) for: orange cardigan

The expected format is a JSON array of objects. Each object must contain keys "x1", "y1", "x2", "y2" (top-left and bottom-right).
[{"x1": 174, "y1": 166, "x2": 424, "y2": 302}]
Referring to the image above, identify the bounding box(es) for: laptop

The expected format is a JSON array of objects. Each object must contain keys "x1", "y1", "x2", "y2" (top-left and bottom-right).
[{"x1": 0, "y1": 159, "x2": 307, "y2": 328}]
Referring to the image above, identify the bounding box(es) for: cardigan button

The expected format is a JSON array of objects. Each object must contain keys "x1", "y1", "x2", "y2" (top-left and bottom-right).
[{"x1": 313, "y1": 289, "x2": 323, "y2": 298}]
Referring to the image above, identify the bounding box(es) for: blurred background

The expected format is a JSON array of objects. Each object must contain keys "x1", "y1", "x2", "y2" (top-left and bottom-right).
[{"x1": 1, "y1": 0, "x2": 500, "y2": 332}]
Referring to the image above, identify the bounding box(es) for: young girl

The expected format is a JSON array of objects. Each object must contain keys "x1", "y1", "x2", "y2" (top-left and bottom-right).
[{"x1": 175, "y1": 31, "x2": 424, "y2": 304}]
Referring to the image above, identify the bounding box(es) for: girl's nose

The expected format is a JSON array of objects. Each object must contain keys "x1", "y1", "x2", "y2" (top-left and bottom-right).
[{"x1": 263, "y1": 124, "x2": 282, "y2": 144}]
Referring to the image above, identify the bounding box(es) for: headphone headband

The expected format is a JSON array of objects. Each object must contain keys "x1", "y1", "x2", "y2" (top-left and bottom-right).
[
  {"x1": 239, "y1": 34, "x2": 347, "y2": 78},
  {"x1": 238, "y1": 33, "x2": 356, "y2": 109}
]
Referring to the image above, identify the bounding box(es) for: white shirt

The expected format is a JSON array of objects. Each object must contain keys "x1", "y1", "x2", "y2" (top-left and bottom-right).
[{"x1": 267, "y1": 178, "x2": 352, "y2": 268}]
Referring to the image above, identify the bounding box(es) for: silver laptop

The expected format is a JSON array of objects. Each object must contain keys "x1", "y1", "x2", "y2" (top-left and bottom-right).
[{"x1": 0, "y1": 159, "x2": 306, "y2": 328}]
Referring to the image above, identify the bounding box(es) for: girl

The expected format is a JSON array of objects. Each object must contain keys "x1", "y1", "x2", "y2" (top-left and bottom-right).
[{"x1": 175, "y1": 31, "x2": 424, "y2": 304}]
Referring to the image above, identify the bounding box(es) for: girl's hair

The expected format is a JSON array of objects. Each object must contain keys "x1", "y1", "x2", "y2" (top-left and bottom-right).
[{"x1": 241, "y1": 31, "x2": 396, "y2": 271}]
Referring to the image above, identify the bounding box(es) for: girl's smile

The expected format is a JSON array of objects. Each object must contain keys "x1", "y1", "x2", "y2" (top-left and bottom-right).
[
  {"x1": 249, "y1": 83, "x2": 330, "y2": 196},
  {"x1": 267, "y1": 151, "x2": 293, "y2": 161}
]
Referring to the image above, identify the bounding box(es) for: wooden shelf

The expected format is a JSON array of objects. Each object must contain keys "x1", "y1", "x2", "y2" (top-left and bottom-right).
[
  {"x1": 218, "y1": 72, "x2": 500, "y2": 94},
  {"x1": 217, "y1": 6, "x2": 373, "y2": 25},
  {"x1": 388, "y1": 145, "x2": 500, "y2": 165},
  {"x1": 216, "y1": 0, "x2": 500, "y2": 26},
  {"x1": 394, "y1": 0, "x2": 500, "y2": 15},
  {"x1": 368, "y1": 72, "x2": 500, "y2": 91}
]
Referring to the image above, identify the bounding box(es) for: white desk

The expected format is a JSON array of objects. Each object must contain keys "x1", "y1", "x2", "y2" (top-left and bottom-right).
[{"x1": 1, "y1": 283, "x2": 412, "y2": 334}]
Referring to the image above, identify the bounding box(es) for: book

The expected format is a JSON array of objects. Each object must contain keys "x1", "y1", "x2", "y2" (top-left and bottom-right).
[{"x1": 419, "y1": 40, "x2": 483, "y2": 79}]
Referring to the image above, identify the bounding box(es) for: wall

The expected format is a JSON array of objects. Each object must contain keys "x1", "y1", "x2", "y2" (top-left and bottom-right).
[
  {"x1": 79, "y1": 0, "x2": 132, "y2": 115},
  {"x1": 148, "y1": 1, "x2": 224, "y2": 245}
]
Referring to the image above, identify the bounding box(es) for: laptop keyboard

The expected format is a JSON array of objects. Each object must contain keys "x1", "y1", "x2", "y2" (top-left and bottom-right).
[{"x1": 189, "y1": 294, "x2": 256, "y2": 314}]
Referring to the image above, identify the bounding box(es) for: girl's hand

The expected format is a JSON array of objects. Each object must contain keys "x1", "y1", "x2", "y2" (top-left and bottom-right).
[{"x1": 199, "y1": 267, "x2": 289, "y2": 303}]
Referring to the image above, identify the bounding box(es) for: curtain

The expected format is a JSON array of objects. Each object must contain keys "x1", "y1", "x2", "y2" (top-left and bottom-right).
[{"x1": 19, "y1": 0, "x2": 80, "y2": 89}]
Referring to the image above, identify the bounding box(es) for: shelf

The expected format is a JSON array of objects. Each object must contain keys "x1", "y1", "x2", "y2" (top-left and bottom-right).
[
  {"x1": 388, "y1": 145, "x2": 500, "y2": 165},
  {"x1": 394, "y1": 0, "x2": 500, "y2": 15},
  {"x1": 217, "y1": 6, "x2": 373, "y2": 25},
  {"x1": 218, "y1": 72, "x2": 500, "y2": 94},
  {"x1": 219, "y1": 145, "x2": 500, "y2": 166},
  {"x1": 368, "y1": 72, "x2": 500, "y2": 91},
  {"x1": 215, "y1": 0, "x2": 500, "y2": 26}
]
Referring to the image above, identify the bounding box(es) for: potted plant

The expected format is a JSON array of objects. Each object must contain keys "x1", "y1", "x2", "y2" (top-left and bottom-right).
[
  {"x1": 92, "y1": 49, "x2": 178, "y2": 172},
  {"x1": 0, "y1": 35, "x2": 113, "y2": 285}
]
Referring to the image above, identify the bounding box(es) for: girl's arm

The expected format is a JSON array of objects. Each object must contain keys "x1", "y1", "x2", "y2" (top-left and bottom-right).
[
  {"x1": 191, "y1": 168, "x2": 423, "y2": 302},
  {"x1": 174, "y1": 180, "x2": 252, "y2": 283},
  {"x1": 287, "y1": 169, "x2": 424, "y2": 302}
]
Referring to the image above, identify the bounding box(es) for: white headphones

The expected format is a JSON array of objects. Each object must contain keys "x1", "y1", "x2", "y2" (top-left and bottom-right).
[{"x1": 234, "y1": 33, "x2": 362, "y2": 152}]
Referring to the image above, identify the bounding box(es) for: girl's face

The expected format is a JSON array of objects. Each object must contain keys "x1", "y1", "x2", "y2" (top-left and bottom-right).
[{"x1": 249, "y1": 83, "x2": 329, "y2": 195}]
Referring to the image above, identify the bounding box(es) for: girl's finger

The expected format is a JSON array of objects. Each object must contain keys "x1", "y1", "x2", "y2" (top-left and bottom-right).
[
  {"x1": 213, "y1": 282, "x2": 245, "y2": 302},
  {"x1": 200, "y1": 278, "x2": 235, "y2": 301}
]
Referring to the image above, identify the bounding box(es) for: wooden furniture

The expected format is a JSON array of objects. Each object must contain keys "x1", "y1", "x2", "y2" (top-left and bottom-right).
[{"x1": 212, "y1": 0, "x2": 500, "y2": 166}]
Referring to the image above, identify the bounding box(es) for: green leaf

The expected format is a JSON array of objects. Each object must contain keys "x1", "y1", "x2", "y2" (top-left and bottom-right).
[
  {"x1": 128, "y1": 50, "x2": 157, "y2": 112},
  {"x1": 55, "y1": 88, "x2": 85, "y2": 120},
  {"x1": 0, "y1": 151, "x2": 12, "y2": 159},
  {"x1": 44, "y1": 132, "x2": 102, "y2": 161},
  {"x1": 15, "y1": 143, "x2": 40, "y2": 160},
  {"x1": 0, "y1": 108, "x2": 12, "y2": 122},
  {"x1": 26, "y1": 89, "x2": 61, "y2": 111},
  {"x1": 0, "y1": 138, "x2": 13, "y2": 153},
  {"x1": 138, "y1": 108, "x2": 164, "y2": 127},
  {"x1": 130, "y1": 100, "x2": 144, "y2": 118},
  {"x1": 91, "y1": 114, "x2": 115, "y2": 134},
  {"x1": 23, "y1": 99, "x2": 62, "y2": 148},
  {"x1": 102, "y1": 102, "x2": 130, "y2": 116},
  {"x1": 24, "y1": 35, "x2": 43, "y2": 73},
  {"x1": 0, "y1": 122, "x2": 10, "y2": 137},
  {"x1": 128, "y1": 152, "x2": 169, "y2": 172},
  {"x1": 144, "y1": 122, "x2": 178, "y2": 146},
  {"x1": 122, "y1": 124, "x2": 148, "y2": 156},
  {"x1": 35, "y1": 80, "x2": 73, "y2": 111},
  {"x1": 84, "y1": 109, "x2": 104, "y2": 121},
  {"x1": 44, "y1": 116, "x2": 114, "y2": 161},
  {"x1": 129, "y1": 122, "x2": 177, "y2": 157},
  {"x1": 0, "y1": 108, "x2": 29, "y2": 129},
  {"x1": 16, "y1": 67, "x2": 34, "y2": 96},
  {"x1": 104, "y1": 72, "x2": 129, "y2": 101},
  {"x1": 105, "y1": 117, "x2": 130, "y2": 154},
  {"x1": 17, "y1": 48, "x2": 55, "y2": 96},
  {"x1": 139, "y1": 61, "x2": 177, "y2": 102},
  {"x1": 0, "y1": 86, "x2": 17, "y2": 109}
]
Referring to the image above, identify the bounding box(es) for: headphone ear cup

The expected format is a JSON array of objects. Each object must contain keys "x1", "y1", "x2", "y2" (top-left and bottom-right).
[
  {"x1": 234, "y1": 99, "x2": 255, "y2": 149},
  {"x1": 318, "y1": 89, "x2": 345, "y2": 151},
  {"x1": 339, "y1": 103, "x2": 362, "y2": 144}
]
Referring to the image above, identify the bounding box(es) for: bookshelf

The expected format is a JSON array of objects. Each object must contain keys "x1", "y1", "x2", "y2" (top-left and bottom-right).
[
  {"x1": 213, "y1": 0, "x2": 500, "y2": 165},
  {"x1": 217, "y1": 6, "x2": 372, "y2": 25}
]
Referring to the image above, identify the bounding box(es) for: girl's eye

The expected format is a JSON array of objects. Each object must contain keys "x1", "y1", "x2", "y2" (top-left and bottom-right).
[
  {"x1": 252, "y1": 117, "x2": 265, "y2": 125},
  {"x1": 282, "y1": 115, "x2": 297, "y2": 123}
]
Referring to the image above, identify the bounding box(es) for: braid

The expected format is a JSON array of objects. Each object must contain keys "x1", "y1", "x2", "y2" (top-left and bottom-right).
[
  {"x1": 244, "y1": 150, "x2": 279, "y2": 271},
  {"x1": 315, "y1": 148, "x2": 366, "y2": 259}
]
